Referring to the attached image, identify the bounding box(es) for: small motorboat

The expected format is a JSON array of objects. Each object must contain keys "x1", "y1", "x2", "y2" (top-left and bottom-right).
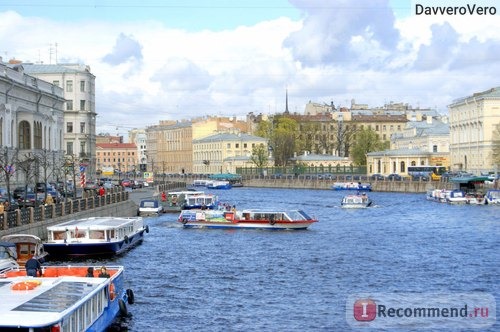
[
  {"x1": 138, "y1": 199, "x2": 164, "y2": 216},
  {"x1": 0, "y1": 234, "x2": 49, "y2": 264},
  {"x1": 340, "y1": 193, "x2": 373, "y2": 208}
]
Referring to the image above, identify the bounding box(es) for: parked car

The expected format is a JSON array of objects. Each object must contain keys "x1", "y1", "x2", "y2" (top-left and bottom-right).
[
  {"x1": 120, "y1": 179, "x2": 132, "y2": 187},
  {"x1": 18, "y1": 193, "x2": 43, "y2": 208},
  {"x1": 412, "y1": 174, "x2": 430, "y2": 181},
  {"x1": 13, "y1": 186, "x2": 34, "y2": 200},
  {"x1": 370, "y1": 174, "x2": 385, "y2": 181},
  {"x1": 386, "y1": 173, "x2": 403, "y2": 181}
]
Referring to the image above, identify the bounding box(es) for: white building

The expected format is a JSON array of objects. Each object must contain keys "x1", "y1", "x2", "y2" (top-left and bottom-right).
[
  {"x1": 22, "y1": 63, "x2": 97, "y2": 178},
  {"x1": 0, "y1": 61, "x2": 65, "y2": 185},
  {"x1": 448, "y1": 87, "x2": 500, "y2": 174}
]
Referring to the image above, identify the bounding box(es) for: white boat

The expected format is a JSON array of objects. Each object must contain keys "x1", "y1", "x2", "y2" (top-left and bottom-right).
[
  {"x1": 0, "y1": 265, "x2": 134, "y2": 331},
  {"x1": 192, "y1": 179, "x2": 210, "y2": 187},
  {"x1": 178, "y1": 208, "x2": 317, "y2": 230},
  {"x1": 445, "y1": 190, "x2": 467, "y2": 204},
  {"x1": 206, "y1": 180, "x2": 232, "y2": 189},
  {"x1": 426, "y1": 189, "x2": 450, "y2": 203},
  {"x1": 162, "y1": 190, "x2": 205, "y2": 212},
  {"x1": 44, "y1": 217, "x2": 149, "y2": 258},
  {"x1": 485, "y1": 189, "x2": 500, "y2": 204},
  {"x1": 332, "y1": 182, "x2": 372, "y2": 191},
  {"x1": 465, "y1": 192, "x2": 487, "y2": 205},
  {"x1": 340, "y1": 193, "x2": 373, "y2": 208},
  {"x1": 0, "y1": 242, "x2": 19, "y2": 274},
  {"x1": 138, "y1": 198, "x2": 164, "y2": 216},
  {"x1": 0, "y1": 234, "x2": 49, "y2": 264}
]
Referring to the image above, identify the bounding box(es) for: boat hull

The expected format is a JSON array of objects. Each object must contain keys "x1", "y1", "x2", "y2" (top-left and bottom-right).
[
  {"x1": 44, "y1": 230, "x2": 145, "y2": 257},
  {"x1": 181, "y1": 220, "x2": 314, "y2": 230}
]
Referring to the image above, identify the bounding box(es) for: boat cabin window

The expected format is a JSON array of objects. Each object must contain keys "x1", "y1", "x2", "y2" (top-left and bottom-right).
[
  {"x1": 53, "y1": 231, "x2": 67, "y2": 240},
  {"x1": 89, "y1": 230, "x2": 105, "y2": 239},
  {"x1": 107, "y1": 230, "x2": 115, "y2": 240},
  {"x1": 75, "y1": 229, "x2": 86, "y2": 238}
]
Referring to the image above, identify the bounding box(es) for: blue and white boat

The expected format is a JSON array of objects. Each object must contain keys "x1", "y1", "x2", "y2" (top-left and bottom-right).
[
  {"x1": 445, "y1": 190, "x2": 467, "y2": 204},
  {"x1": 206, "y1": 180, "x2": 232, "y2": 190},
  {"x1": 0, "y1": 265, "x2": 134, "y2": 331},
  {"x1": 138, "y1": 198, "x2": 164, "y2": 216},
  {"x1": 485, "y1": 189, "x2": 500, "y2": 204},
  {"x1": 332, "y1": 182, "x2": 372, "y2": 191},
  {"x1": 340, "y1": 193, "x2": 373, "y2": 208},
  {"x1": 44, "y1": 217, "x2": 149, "y2": 257},
  {"x1": 182, "y1": 192, "x2": 219, "y2": 209}
]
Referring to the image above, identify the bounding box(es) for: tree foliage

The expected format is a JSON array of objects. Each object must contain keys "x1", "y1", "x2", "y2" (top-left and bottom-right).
[
  {"x1": 250, "y1": 143, "x2": 269, "y2": 169},
  {"x1": 271, "y1": 117, "x2": 299, "y2": 166},
  {"x1": 350, "y1": 128, "x2": 389, "y2": 166}
]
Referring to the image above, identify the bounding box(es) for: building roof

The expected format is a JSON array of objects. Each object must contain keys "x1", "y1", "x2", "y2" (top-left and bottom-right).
[
  {"x1": 290, "y1": 153, "x2": 349, "y2": 161},
  {"x1": 366, "y1": 148, "x2": 430, "y2": 157},
  {"x1": 96, "y1": 143, "x2": 137, "y2": 149},
  {"x1": 450, "y1": 86, "x2": 500, "y2": 106},
  {"x1": 21, "y1": 63, "x2": 92, "y2": 75},
  {"x1": 406, "y1": 118, "x2": 449, "y2": 136},
  {"x1": 194, "y1": 132, "x2": 266, "y2": 143}
]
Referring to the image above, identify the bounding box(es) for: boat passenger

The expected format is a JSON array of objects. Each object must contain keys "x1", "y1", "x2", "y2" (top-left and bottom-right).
[
  {"x1": 98, "y1": 266, "x2": 110, "y2": 278},
  {"x1": 161, "y1": 191, "x2": 167, "y2": 202},
  {"x1": 25, "y1": 255, "x2": 42, "y2": 277},
  {"x1": 86, "y1": 267, "x2": 95, "y2": 277}
]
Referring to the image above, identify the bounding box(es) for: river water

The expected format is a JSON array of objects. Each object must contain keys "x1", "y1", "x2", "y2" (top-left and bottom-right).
[{"x1": 57, "y1": 187, "x2": 499, "y2": 331}]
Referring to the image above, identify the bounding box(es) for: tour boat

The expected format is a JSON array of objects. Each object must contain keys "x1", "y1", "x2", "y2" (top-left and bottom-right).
[
  {"x1": 426, "y1": 189, "x2": 450, "y2": 203},
  {"x1": 161, "y1": 190, "x2": 205, "y2": 212},
  {"x1": 0, "y1": 265, "x2": 134, "y2": 331},
  {"x1": 206, "y1": 180, "x2": 232, "y2": 190},
  {"x1": 332, "y1": 182, "x2": 372, "y2": 191},
  {"x1": 0, "y1": 233, "x2": 49, "y2": 264},
  {"x1": 44, "y1": 217, "x2": 149, "y2": 257},
  {"x1": 485, "y1": 189, "x2": 500, "y2": 204},
  {"x1": 464, "y1": 192, "x2": 487, "y2": 205},
  {"x1": 137, "y1": 198, "x2": 164, "y2": 216},
  {"x1": 340, "y1": 193, "x2": 373, "y2": 208},
  {"x1": 178, "y1": 208, "x2": 317, "y2": 230},
  {"x1": 181, "y1": 191, "x2": 219, "y2": 210}
]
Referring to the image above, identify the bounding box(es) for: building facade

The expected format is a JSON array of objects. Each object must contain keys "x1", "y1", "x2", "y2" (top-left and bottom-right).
[
  {"x1": 193, "y1": 132, "x2": 268, "y2": 174},
  {"x1": 21, "y1": 62, "x2": 97, "y2": 178},
  {"x1": 448, "y1": 87, "x2": 500, "y2": 174},
  {"x1": 0, "y1": 61, "x2": 65, "y2": 186},
  {"x1": 95, "y1": 143, "x2": 137, "y2": 177}
]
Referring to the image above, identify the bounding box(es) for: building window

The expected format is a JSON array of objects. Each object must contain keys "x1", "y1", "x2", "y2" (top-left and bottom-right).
[
  {"x1": 400, "y1": 161, "x2": 405, "y2": 172},
  {"x1": 80, "y1": 122, "x2": 86, "y2": 133},
  {"x1": 80, "y1": 141, "x2": 86, "y2": 155},
  {"x1": 243, "y1": 143, "x2": 247, "y2": 148},
  {"x1": 34, "y1": 122, "x2": 42, "y2": 149},
  {"x1": 433, "y1": 145, "x2": 438, "y2": 152},
  {"x1": 66, "y1": 142, "x2": 73, "y2": 155},
  {"x1": 67, "y1": 100, "x2": 73, "y2": 110},
  {"x1": 66, "y1": 80, "x2": 73, "y2": 92},
  {"x1": 53, "y1": 80, "x2": 60, "y2": 87},
  {"x1": 227, "y1": 143, "x2": 231, "y2": 148},
  {"x1": 18, "y1": 121, "x2": 31, "y2": 149},
  {"x1": 80, "y1": 100, "x2": 86, "y2": 111},
  {"x1": 235, "y1": 143, "x2": 239, "y2": 148},
  {"x1": 80, "y1": 80, "x2": 85, "y2": 92},
  {"x1": 67, "y1": 122, "x2": 73, "y2": 133}
]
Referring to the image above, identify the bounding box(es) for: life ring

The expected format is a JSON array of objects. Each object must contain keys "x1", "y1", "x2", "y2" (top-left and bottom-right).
[
  {"x1": 119, "y1": 299, "x2": 128, "y2": 316},
  {"x1": 145, "y1": 225, "x2": 150, "y2": 233},
  {"x1": 124, "y1": 235, "x2": 129, "y2": 244},
  {"x1": 182, "y1": 218, "x2": 189, "y2": 224},
  {"x1": 126, "y1": 288, "x2": 135, "y2": 304},
  {"x1": 11, "y1": 280, "x2": 41, "y2": 291},
  {"x1": 109, "y1": 283, "x2": 116, "y2": 301}
]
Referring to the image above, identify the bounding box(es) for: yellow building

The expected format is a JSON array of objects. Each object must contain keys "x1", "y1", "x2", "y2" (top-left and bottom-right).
[
  {"x1": 193, "y1": 132, "x2": 268, "y2": 174},
  {"x1": 448, "y1": 87, "x2": 500, "y2": 174}
]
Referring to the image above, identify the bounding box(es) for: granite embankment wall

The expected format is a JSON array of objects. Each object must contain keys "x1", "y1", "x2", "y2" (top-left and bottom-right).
[
  {"x1": 242, "y1": 178, "x2": 455, "y2": 192},
  {"x1": 0, "y1": 200, "x2": 138, "y2": 240}
]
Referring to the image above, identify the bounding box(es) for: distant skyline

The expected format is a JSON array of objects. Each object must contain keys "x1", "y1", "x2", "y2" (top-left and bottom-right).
[{"x1": 1, "y1": 0, "x2": 499, "y2": 136}]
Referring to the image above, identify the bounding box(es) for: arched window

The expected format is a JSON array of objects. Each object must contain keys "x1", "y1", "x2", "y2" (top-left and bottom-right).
[
  {"x1": 400, "y1": 161, "x2": 406, "y2": 172},
  {"x1": 18, "y1": 121, "x2": 31, "y2": 149}
]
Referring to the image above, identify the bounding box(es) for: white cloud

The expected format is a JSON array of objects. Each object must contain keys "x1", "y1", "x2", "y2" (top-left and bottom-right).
[{"x1": 1, "y1": 1, "x2": 499, "y2": 136}]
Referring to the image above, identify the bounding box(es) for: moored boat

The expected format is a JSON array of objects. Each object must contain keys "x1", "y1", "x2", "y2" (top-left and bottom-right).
[
  {"x1": 138, "y1": 198, "x2": 164, "y2": 216},
  {"x1": 340, "y1": 193, "x2": 372, "y2": 208},
  {"x1": 0, "y1": 242, "x2": 19, "y2": 274},
  {"x1": 178, "y1": 208, "x2": 317, "y2": 230},
  {"x1": 332, "y1": 182, "x2": 372, "y2": 191},
  {"x1": 0, "y1": 265, "x2": 134, "y2": 331},
  {"x1": 182, "y1": 192, "x2": 219, "y2": 209},
  {"x1": 0, "y1": 234, "x2": 49, "y2": 264},
  {"x1": 445, "y1": 190, "x2": 467, "y2": 204},
  {"x1": 485, "y1": 189, "x2": 500, "y2": 204},
  {"x1": 162, "y1": 190, "x2": 205, "y2": 212},
  {"x1": 465, "y1": 192, "x2": 487, "y2": 205},
  {"x1": 206, "y1": 180, "x2": 232, "y2": 189},
  {"x1": 44, "y1": 217, "x2": 149, "y2": 257}
]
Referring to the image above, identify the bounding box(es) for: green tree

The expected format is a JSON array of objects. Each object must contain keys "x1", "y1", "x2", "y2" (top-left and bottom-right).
[
  {"x1": 271, "y1": 117, "x2": 298, "y2": 166},
  {"x1": 255, "y1": 119, "x2": 272, "y2": 139},
  {"x1": 250, "y1": 143, "x2": 269, "y2": 169},
  {"x1": 350, "y1": 128, "x2": 388, "y2": 166}
]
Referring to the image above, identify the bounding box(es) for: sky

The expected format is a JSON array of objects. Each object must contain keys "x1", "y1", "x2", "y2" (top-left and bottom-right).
[{"x1": 1, "y1": 0, "x2": 499, "y2": 137}]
